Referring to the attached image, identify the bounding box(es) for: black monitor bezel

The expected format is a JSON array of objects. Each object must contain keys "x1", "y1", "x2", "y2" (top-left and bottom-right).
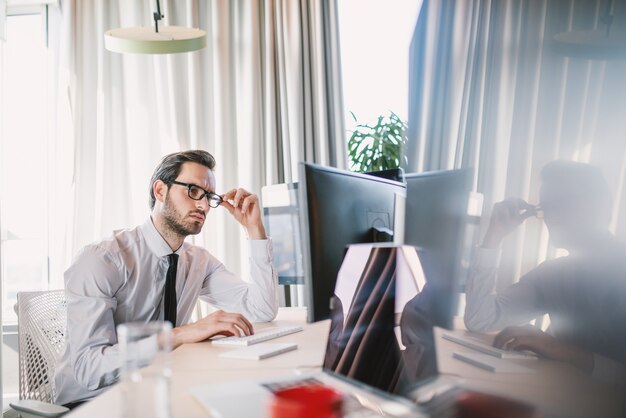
[{"x1": 298, "y1": 162, "x2": 406, "y2": 323}]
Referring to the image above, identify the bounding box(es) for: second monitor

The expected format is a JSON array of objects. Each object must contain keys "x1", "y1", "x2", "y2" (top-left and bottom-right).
[{"x1": 403, "y1": 169, "x2": 473, "y2": 329}]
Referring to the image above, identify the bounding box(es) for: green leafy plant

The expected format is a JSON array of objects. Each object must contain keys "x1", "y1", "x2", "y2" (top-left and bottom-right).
[{"x1": 347, "y1": 112, "x2": 408, "y2": 173}]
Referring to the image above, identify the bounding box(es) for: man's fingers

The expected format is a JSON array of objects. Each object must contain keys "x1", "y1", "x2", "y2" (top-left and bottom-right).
[
  {"x1": 241, "y1": 196, "x2": 250, "y2": 214},
  {"x1": 217, "y1": 312, "x2": 254, "y2": 336},
  {"x1": 180, "y1": 311, "x2": 257, "y2": 344},
  {"x1": 221, "y1": 188, "x2": 254, "y2": 211},
  {"x1": 503, "y1": 336, "x2": 522, "y2": 351},
  {"x1": 223, "y1": 188, "x2": 244, "y2": 208},
  {"x1": 497, "y1": 203, "x2": 535, "y2": 226},
  {"x1": 504, "y1": 336, "x2": 543, "y2": 356},
  {"x1": 497, "y1": 198, "x2": 533, "y2": 212},
  {"x1": 493, "y1": 325, "x2": 543, "y2": 352},
  {"x1": 241, "y1": 195, "x2": 257, "y2": 215},
  {"x1": 511, "y1": 197, "x2": 534, "y2": 209},
  {"x1": 238, "y1": 314, "x2": 254, "y2": 334},
  {"x1": 493, "y1": 333, "x2": 512, "y2": 349},
  {"x1": 236, "y1": 315, "x2": 254, "y2": 335},
  {"x1": 220, "y1": 199, "x2": 236, "y2": 214},
  {"x1": 500, "y1": 198, "x2": 534, "y2": 220},
  {"x1": 233, "y1": 188, "x2": 248, "y2": 208},
  {"x1": 227, "y1": 323, "x2": 243, "y2": 337},
  {"x1": 520, "y1": 207, "x2": 537, "y2": 220},
  {"x1": 214, "y1": 323, "x2": 242, "y2": 338},
  {"x1": 220, "y1": 188, "x2": 262, "y2": 227},
  {"x1": 495, "y1": 335, "x2": 526, "y2": 351},
  {"x1": 222, "y1": 188, "x2": 237, "y2": 200},
  {"x1": 493, "y1": 326, "x2": 521, "y2": 348},
  {"x1": 507, "y1": 203, "x2": 519, "y2": 219}
]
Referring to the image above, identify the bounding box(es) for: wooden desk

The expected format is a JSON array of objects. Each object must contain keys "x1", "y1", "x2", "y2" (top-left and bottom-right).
[
  {"x1": 434, "y1": 327, "x2": 625, "y2": 418},
  {"x1": 67, "y1": 308, "x2": 329, "y2": 418},
  {"x1": 67, "y1": 309, "x2": 624, "y2": 418}
]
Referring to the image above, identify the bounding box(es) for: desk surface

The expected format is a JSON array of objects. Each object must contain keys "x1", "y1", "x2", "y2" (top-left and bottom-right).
[
  {"x1": 67, "y1": 308, "x2": 327, "y2": 418},
  {"x1": 433, "y1": 327, "x2": 624, "y2": 418},
  {"x1": 67, "y1": 309, "x2": 624, "y2": 418}
]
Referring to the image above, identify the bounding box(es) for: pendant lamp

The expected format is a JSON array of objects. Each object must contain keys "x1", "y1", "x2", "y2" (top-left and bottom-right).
[
  {"x1": 104, "y1": 0, "x2": 206, "y2": 54},
  {"x1": 553, "y1": 0, "x2": 626, "y2": 60}
]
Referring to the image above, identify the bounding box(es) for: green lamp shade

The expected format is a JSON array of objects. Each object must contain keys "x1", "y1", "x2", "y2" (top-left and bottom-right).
[
  {"x1": 104, "y1": 26, "x2": 206, "y2": 54},
  {"x1": 553, "y1": 29, "x2": 626, "y2": 60}
]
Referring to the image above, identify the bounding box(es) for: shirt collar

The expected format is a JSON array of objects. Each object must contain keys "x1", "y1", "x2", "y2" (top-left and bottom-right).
[{"x1": 140, "y1": 217, "x2": 182, "y2": 257}]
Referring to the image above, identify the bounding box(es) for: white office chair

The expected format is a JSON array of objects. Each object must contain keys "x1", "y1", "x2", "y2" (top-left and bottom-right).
[{"x1": 11, "y1": 290, "x2": 70, "y2": 417}]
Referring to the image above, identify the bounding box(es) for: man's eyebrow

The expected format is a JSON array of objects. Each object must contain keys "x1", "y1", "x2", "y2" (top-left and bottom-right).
[{"x1": 188, "y1": 182, "x2": 216, "y2": 193}]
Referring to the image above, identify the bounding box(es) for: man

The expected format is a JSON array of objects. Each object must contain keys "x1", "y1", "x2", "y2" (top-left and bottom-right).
[
  {"x1": 464, "y1": 160, "x2": 626, "y2": 379},
  {"x1": 54, "y1": 150, "x2": 278, "y2": 405}
]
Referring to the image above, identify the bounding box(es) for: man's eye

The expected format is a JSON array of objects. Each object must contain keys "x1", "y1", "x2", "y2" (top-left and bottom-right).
[{"x1": 188, "y1": 186, "x2": 205, "y2": 199}]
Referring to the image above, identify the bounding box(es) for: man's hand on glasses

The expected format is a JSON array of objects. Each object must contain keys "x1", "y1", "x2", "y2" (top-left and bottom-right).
[
  {"x1": 220, "y1": 188, "x2": 267, "y2": 240},
  {"x1": 482, "y1": 198, "x2": 539, "y2": 248}
]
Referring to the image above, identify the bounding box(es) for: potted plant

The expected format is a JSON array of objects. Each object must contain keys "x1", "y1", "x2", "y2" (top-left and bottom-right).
[{"x1": 347, "y1": 112, "x2": 408, "y2": 173}]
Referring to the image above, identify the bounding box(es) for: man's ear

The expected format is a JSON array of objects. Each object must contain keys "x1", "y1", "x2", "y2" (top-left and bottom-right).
[{"x1": 153, "y1": 180, "x2": 168, "y2": 204}]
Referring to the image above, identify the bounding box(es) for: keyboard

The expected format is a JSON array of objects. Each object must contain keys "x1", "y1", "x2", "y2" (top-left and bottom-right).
[
  {"x1": 442, "y1": 332, "x2": 537, "y2": 360},
  {"x1": 211, "y1": 325, "x2": 303, "y2": 346},
  {"x1": 452, "y1": 352, "x2": 534, "y2": 374}
]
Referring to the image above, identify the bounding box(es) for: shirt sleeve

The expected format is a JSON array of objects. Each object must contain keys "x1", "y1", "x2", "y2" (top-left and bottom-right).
[
  {"x1": 199, "y1": 239, "x2": 278, "y2": 322},
  {"x1": 592, "y1": 353, "x2": 626, "y2": 384},
  {"x1": 464, "y1": 247, "x2": 546, "y2": 332},
  {"x1": 64, "y1": 245, "x2": 160, "y2": 392},
  {"x1": 64, "y1": 245, "x2": 125, "y2": 390}
]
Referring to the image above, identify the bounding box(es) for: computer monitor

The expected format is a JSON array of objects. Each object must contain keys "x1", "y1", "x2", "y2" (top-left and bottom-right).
[
  {"x1": 299, "y1": 162, "x2": 407, "y2": 323},
  {"x1": 403, "y1": 168, "x2": 473, "y2": 329}
]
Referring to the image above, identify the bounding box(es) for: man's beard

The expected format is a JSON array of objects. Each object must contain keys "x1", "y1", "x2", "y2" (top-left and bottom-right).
[{"x1": 162, "y1": 194, "x2": 204, "y2": 237}]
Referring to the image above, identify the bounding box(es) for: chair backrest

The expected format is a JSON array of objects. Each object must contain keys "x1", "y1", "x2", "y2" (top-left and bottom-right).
[{"x1": 17, "y1": 290, "x2": 67, "y2": 403}]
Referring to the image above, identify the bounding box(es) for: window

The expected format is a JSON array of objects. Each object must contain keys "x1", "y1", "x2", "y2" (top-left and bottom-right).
[
  {"x1": 2, "y1": 10, "x2": 50, "y2": 323},
  {"x1": 338, "y1": 0, "x2": 421, "y2": 136},
  {"x1": 1, "y1": 6, "x2": 51, "y2": 407}
]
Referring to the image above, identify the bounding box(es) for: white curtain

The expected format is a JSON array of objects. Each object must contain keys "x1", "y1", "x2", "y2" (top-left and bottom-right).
[
  {"x1": 405, "y1": 0, "x2": 626, "y2": 287},
  {"x1": 0, "y1": 2, "x2": 4, "y2": 412},
  {"x1": 49, "y1": 0, "x2": 346, "y2": 286}
]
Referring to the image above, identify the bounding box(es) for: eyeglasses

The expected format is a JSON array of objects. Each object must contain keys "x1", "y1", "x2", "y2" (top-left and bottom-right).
[{"x1": 169, "y1": 181, "x2": 223, "y2": 208}]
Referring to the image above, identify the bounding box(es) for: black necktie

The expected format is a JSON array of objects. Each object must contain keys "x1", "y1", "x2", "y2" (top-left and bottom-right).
[{"x1": 164, "y1": 253, "x2": 179, "y2": 327}]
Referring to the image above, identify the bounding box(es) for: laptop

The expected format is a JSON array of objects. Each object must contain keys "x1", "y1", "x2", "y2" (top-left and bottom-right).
[{"x1": 190, "y1": 244, "x2": 467, "y2": 418}]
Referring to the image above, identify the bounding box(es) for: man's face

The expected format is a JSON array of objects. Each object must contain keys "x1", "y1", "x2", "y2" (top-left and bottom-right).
[
  {"x1": 539, "y1": 183, "x2": 590, "y2": 248},
  {"x1": 161, "y1": 162, "x2": 216, "y2": 237}
]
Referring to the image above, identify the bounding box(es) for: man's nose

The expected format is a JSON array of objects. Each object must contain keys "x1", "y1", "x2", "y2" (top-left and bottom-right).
[{"x1": 196, "y1": 197, "x2": 209, "y2": 212}]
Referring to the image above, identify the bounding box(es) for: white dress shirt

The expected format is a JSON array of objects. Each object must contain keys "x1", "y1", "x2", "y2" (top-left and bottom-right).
[
  {"x1": 54, "y1": 218, "x2": 278, "y2": 405},
  {"x1": 464, "y1": 242, "x2": 626, "y2": 381}
]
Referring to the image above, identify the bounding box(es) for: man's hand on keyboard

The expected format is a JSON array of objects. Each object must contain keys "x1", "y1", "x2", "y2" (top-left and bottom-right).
[
  {"x1": 493, "y1": 326, "x2": 593, "y2": 373},
  {"x1": 171, "y1": 310, "x2": 254, "y2": 349}
]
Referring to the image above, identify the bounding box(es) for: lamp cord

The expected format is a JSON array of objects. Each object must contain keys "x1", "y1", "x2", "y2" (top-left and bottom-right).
[
  {"x1": 601, "y1": 0, "x2": 614, "y2": 38},
  {"x1": 153, "y1": 0, "x2": 164, "y2": 33}
]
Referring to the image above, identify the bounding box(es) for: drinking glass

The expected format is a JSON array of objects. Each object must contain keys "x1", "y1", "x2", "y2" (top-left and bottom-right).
[{"x1": 117, "y1": 321, "x2": 172, "y2": 418}]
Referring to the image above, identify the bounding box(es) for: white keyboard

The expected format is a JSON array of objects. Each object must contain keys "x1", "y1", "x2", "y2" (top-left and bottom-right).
[
  {"x1": 219, "y1": 343, "x2": 298, "y2": 360},
  {"x1": 453, "y1": 352, "x2": 534, "y2": 374},
  {"x1": 211, "y1": 325, "x2": 303, "y2": 347},
  {"x1": 442, "y1": 332, "x2": 537, "y2": 360}
]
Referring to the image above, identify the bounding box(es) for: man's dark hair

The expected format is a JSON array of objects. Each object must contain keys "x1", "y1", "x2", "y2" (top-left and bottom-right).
[
  {"x1": 149, "y1": 150, "x2": 216, "y2": 209},
  {"x1": 540, "y1": 160, "x2": 612, "y2": 226}
]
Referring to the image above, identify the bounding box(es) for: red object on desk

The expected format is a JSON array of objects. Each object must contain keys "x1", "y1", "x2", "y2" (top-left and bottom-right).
[
  {"x1": 269, "y1": 385, "x2": 343, "y2": 418},
  {"x1": 456, "y1": 391, "x2": 540, "y2": 418}
]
